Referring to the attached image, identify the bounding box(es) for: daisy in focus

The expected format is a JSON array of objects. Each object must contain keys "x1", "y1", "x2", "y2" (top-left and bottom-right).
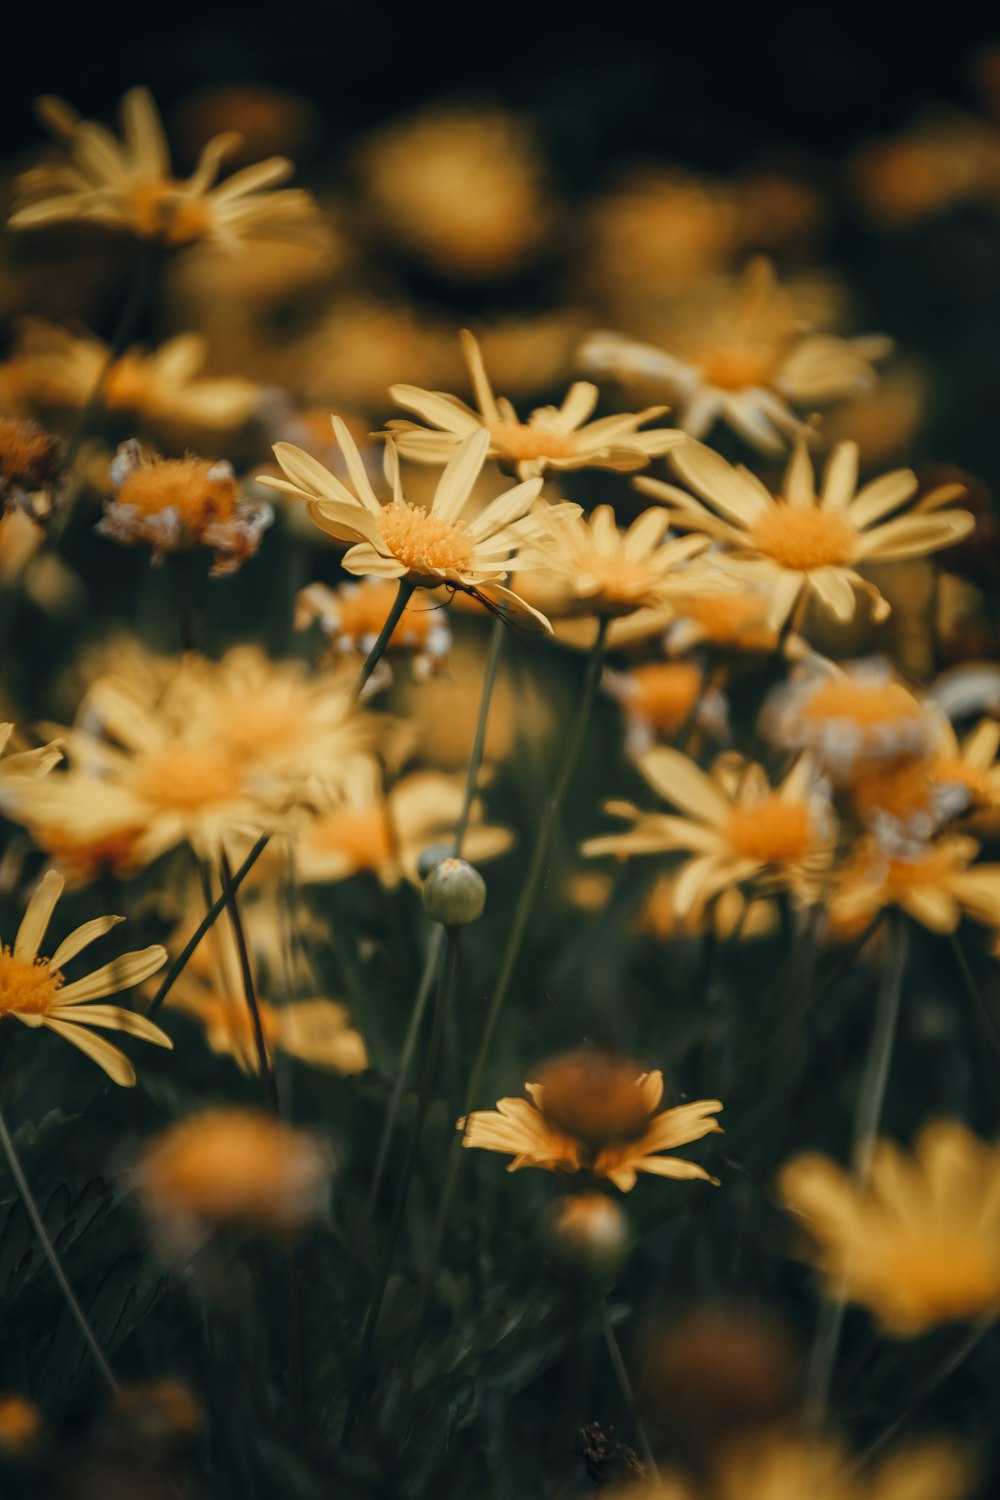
[
  {"x1": 637, "y1": 439, "x2": 973, "y2": 633},
  {"x1": 780, "y1": 1120, "x2": 1000, "y2": 1335},
  {"x1": 387, "y1": 329, "x2": 686, "y2": 480},
  {"x1": 10, "y1": 86, "x2": 320, "y2": 248},
  {"x1": 0, "y1": 868, "x2": 169, "y2": 1085},
  {"x1": 99, "y1": 440, "x2": 273, "y2": 575},
  {"x1": 461, "y1": 1048, "x2": 722, "y2": 1191},
  {"x1": 582, "y1": 258, "x2": 890, "y2": 453},
  {"x1": 583, "y1": 747, "x2": 835, "y2": 913}
]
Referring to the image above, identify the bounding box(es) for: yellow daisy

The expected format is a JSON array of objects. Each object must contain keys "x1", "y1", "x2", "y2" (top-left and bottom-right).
[
  {"x1": 386, "y1": 329, "x2": 685, "y2": 479},
  {"x1": 637, "y1": 439, "x2": 973, "y2": 632},
  {"x1": 0, "y1": 869, "x2": 169, "y2": 1085},
  {"x1": 0, "y1": 414, "x2": 64, "y2": 514},
  {"x1": 0, "y1": 722, "x2": 62, "y2": 787},
  {"x1": 781, "y1": 1120, "x2": 1000, "y2": 1335},
  {"x1": 603, "y1": 661, "x2": 728, "y2": 756},
  {"x1": 583, "y1": 748, "x2": 834, "y2": 912},
  {"x1": 461, "y1": 1051, "x2": 722, "y2": 1191},
  {"x1": 10, "y1": 87, "x2": 319, "y2": 248},
  {"x1": 829, "y1": 833, "x2": 1000, "y2": 935},
  {"x1": 295, "y1": 578, "x2": 452, "y2": 680}
]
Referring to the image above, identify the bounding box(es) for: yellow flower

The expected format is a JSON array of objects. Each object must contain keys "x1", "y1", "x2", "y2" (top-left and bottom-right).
[
  {"x1": 583, "y1": 748, "x2": 834, "y2": 912},
  {"x1": 0, "y1": 1393, "x2": 42, "y2": 1456},
  {"x1": 523, "y1": 504, "x2": 717, "y2": 618},
  {"x1": 633, "y1": 872, "x2": 778, "y2": 943},
  {"x1": 461, "y1": 1050, "x2": 722, "y2": 1191},
  {"x1": 135, "y1": 1107, "x2": 330, "y2": 1258},
  {"x1": 829, "y1": 834, "x2": 1000, "y2": 934},
  {"x1": 0, "y1": 869, "x2": 169, "y2": 1085},
  {"x1": 98, "y1": 441, "x2": 272, "y2": 575},
  {"x1": 638, "y1": 439, "x2": 973, "y2": 632},
  {"x1": 10, "y1": 87, "x2": 319, "y2": 248},
  {"x1": 583, "y1": 258, "x2": 891, "y2": 454},
  {"x1": 762, "y1": 658, "x2": 932, "y2": 779},
  {"x1": 0, "y1": 321, "x2": 260, "y2": 439},
  {"x1": 0, "y1": 723, "x2": 62, "y2": 787},
  {"x1": 666, "y1": 589, "x2": 779, "y2": 656},
  {"x1": 603, "y1": 661, "x2": 728, "y2": 756},
  {"x1": 780, "y1": 1120, "x2": 1000, "y2": 1335},
  {"x1": 0, "y1": 414, "x2": 64, "y2": 514},
  {"x1": 295, "y1": 578, "x2": 452, "y2": 680},
  {"x1": 167, "y1": 921, "x2": 367, "y2": 1076},
  {"x1": 387, "y1": 329, "x2": 685, "y2": 480},
  {"x1": 263, "y1": 420, "x2": 556, "y2": 623},
  {"x1": 292, "y1": 761, "x2": 513, "y2": 887}
]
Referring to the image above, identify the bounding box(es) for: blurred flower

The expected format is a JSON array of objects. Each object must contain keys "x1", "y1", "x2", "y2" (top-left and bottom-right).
[
  {"x1": 0, "y1": 321, "x2": 260, "y2": 440},
  {"x1": 548, "y1": 1192, "x2": 630, "y2": 1272},
  {"x1": 0, "y1": 722, "x2": 62, "y2": 787},
  {"x1": 851, "y1": 110, "x2": 1000, "y2": 228},
  {"x1": 639, "y1": 440, "x2": 972, "y2": 632},
  {"x1": 462, "y1": 1051, "x2": 722, "y2": 1191},
  {"x1": 0, "y1": 414, "x2": 64, "y2": 515},
  {"x1": 292, "y1": 760, "x2": 512, "y2": 887},
  {"x1": 171, "y1": 84, "x2": 318, "y2": 166},
  {"x1": 98, "y1": 440, "x2": 272, "y2": 574},
  {"x1": 666, "y1": 589, "x2": 779, "y2": 655},
  {"x1": 402, "y1": 638, "x2": 553, "y2": 769},
  {"x1": 781, "y1": 1120, "x2": 1000, "y2": 1335},
  {"x1": 633, "y1": 873, "x2": 777, "y2": 943},
  {"x1": 603, "y1": 661, "x2": 728, "y2": 756},
  {"x1": 356, "y1": 102, "x2": 549, "y2": 278},
  {"x1": 763, "y1": 658, "x2": 931, "y2": 779},
  {"x1": 296, "y1": 578, "x2": 452, "y2": 680},
  {"x1": 388, "y1": 330, "x2": 684, "y2": 480},
  {"x1": 583, "y1": 260, "x2": 890, "y2": 453},
  {"x1": 107, "y1": 1378, "x2": 203, "y2": 1460},
  {"x1": 829, "y1": 834, "x2": 1000, "y2": 934},
  {"x1": 11, "y1": 87, "x2": 320, "y2": 248},
  {"x1": 0, "y1": 868, "x2": 168, "y2": 1085},
  {"x1": 0, "y1": 1393, "x2": 43, "y2": 1457},
  {"x1": 584, "y1": 749, "x2": 834, "y2": 911},
  {"x1": 135, "y1": 1107, "x2": 331, "y2": 1257}
]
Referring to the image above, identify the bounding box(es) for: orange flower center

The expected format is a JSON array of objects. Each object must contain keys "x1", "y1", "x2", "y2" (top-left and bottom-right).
[
  {"x1": 0, "y1": 416, "x2": 61, "y2": 491},
  {"x1": 117, "y1": 460, "x2": 239, "y2": 533},
  {"x1": 750, "y1": 505, "x2": 858, "y2": 571},
  {"x1": 489, "y1": 420, "x2": 580, "y2": 462},
  {"x1": 628, "y1": 662, "x2": 702, "y2": 731},
  {"x1": 0, "y1": 1393, "x2": 42, "y2": 1451},
  {"x1": 305, "y1": 807, "x2": 393, "y2": 872},
  {"x1": 103, "y1": 355, "x2": 156, "y2": 413},
  {"x1": 212, "y1": 699, "x2": 307, "y2": 756},
  {"x1": 877, "y1": 1233, "x2": 1000, "y2": 1324},
  {"x1": 696, "y1": 344, "x2": 777, "y2": 391},
  {"x1": 132, "y1": 744, "x2": 244, "y2": 811},
  {"x1": 726, "y1": 796, "x2": 814, "y2": 863},
  {"x1": 579, "y1": 550, "x2": 657, "y2": 612},
  {"x1": 377, "y1": 500, "x2": 474, "y2": 577},
  {"x1": 37, "y1": 827, "x2": 142, "y2": 883},
  {"x1": 0, "y1": 947, "x2": 62, "y2": 1016},
  {"x1": 335, "y1": 581, "x2": 435, "y2": 645},
  {"x1": 682, "y1": 593, "x2": 776, "y2": 649},
  {"x1": 536, "y1": 1050, "x2": 652, "y2": 1148},
  {"x1": 128, "y1": 181, "x2": 211, "y2": 246},
  {"x1": 851, "y1": 757, "x2": 936, "y2": 823},
  {"x1": 800, "y1": 678, "x2": 924, "y2": 732}
]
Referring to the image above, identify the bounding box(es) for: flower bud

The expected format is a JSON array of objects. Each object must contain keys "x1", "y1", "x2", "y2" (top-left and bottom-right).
[
  {"x1": 549, "y1": 1193, "x2": 629, "y2": 1274},
  {"x1": 422, "y1": 856, "x2": 486, "y2": 925}
]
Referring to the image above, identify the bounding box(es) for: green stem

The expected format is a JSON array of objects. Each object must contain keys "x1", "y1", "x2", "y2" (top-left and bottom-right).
[
  {"x1": 804, "y1": 915, "x2": 907, "y2": 1429},
  {"x1": 948, "y1": 930, "x2": 1000, "y2": 1067},
  {"x1": 220, "y1": 848, "x2": 277, "y2": 1114},
  {"x1": 352, "y1": 580, "x2": 415, "y2": 701},
  {"x1": 145, "y1": 834, "x2": 271, "y2": 1020},
  {"x1": 342, "y1": 930, "x2": 459, "y2": 1445},
  {"x1": 0, "y1": 1098, "x2": 117, "y2": 1392},
  {"x1": 599, "y1": 1297, "x2": 660, "y2": 1482},
  {"x1": 408, "y1": 617, "x2": 610, "y2": 1358}
]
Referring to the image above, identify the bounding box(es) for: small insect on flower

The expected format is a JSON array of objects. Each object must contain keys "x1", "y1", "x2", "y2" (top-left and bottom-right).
[
  {"x1": 0, "y1": 869, "x2": 169, "y2": 1085},
  {"x1": 135, "y1": 1107, "x2": 332, "y2": 1259},
  {"x1": 98, "y1": 441, "x2": 273, "y2": 575},
  {"x1": 461, "y1": 1048, "x2": 722, "y2": 1191},
  {"x1": 780, "y1": 1120, "x2": 1000, "y2": 1336}
]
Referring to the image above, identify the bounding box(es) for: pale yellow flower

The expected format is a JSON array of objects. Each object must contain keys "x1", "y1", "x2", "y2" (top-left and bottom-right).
[
  {"x1": 0, "y1": 723, "x2": 62, "y2": 787},
  {"x1": 829, "y1": 833, "x2": 1000, "y2": 934},
  {"x1": 603, "y1": 661, "x2": 728, "y2": 756},
  {"x1": 584, "y1": 748, "x2": 835, "y2": 912},
  {"x1": 781, "y1": 1120, "x2": 1000, "y2": 1335},
  {"x1": 639, "y1": 440, "x2": 973, "y2": 632},
  {"x1": 10, "y1": 87, "x2": 319, "y2": 248},
  {"x1": 0, "y1": 869, "x2": 169, "y2": 1085},
  {"x1": 462, "y1": 1052, "x2": 722, "y2": 1192},
  {"x1": 387, "y1": 330, "x2": 685, "y2": 480},
  {"x1": 632, "y1": 872, "x2": 778, "y2": 943},
  {"x1": 295, "y1": 578, "x2": 452, "y2": 680},
  {"x1": 763, "y1": 658, "x2": 933, "y2": 779}
]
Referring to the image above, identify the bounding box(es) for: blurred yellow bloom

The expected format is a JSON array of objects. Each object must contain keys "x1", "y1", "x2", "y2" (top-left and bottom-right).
[
  {"x1": 462, "y1": 1052, "x2": 722, "y2": 1192},
  {"x1": 0, "y1": 868, "x2": 168, "y2": 1085},
  {"x1": 295, "y1": 578, "x2": 452, "y2": 680},
  {"x1": 603, "y1": 661, "x2": 728, "y2": 756},
  {"x1": 633, "y1": 872, "x2": 777, "y2": 943},
  {"x1": 388, "y1": 330, "x2": 685, "y2": 480},
  {"x1": 10, "y1": 87, "x2": 319, "y2": 248},
  {"x1": 0, "y1": 722, "x2": 62, "y2": 787},
  {"x1": 0, "y1": 1393, "x2": 42, "y2": 1456},
  {"x1": 763, "y1": 658, "x2": 933, "y2": 779},
  {"x1": 829, "y1": 834, "x2": 1000, "y2": 934},
  {"x1": 584, "y1": 749, "x2": 834, "y2": 911},
  {"x1": 583, "y1": 259, "x2": 890, "y2": 454},
  {"x1": 781, "y1": 1120, "x2": 1000, "y2": 1335},
  {"x1": 639, "y1": 440, "x2": 973, "y2": 632},
  {"x1": 136, "y1": 1107, "x2": 330, "y2": 1257},
  {"x1": 0, "y1": 414, "x2": 64, "y2": 513},
  {"x1": 667, "y1": 589, "x2": 779, "y2": 655}
]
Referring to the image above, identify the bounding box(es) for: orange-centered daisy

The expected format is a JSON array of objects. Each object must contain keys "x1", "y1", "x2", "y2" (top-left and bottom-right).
[
  {"x1": 829, "y1": 833, "x2": 1000, "y2": 934},
  {"x1": 385, "y1": 329, "x2": 686, "y2": 480},
  {"x1": 763, "y1": 658, "x2": 932, "y2": 778},
  {"x1": 637, "y1": 438, "x2": 973, "y2": 632}
]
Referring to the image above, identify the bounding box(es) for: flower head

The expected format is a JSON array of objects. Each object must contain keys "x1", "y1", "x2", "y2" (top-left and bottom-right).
[
  {"x1": 638, "y1": 440, "x2": 973, "y2": 632},
  {"x1": 387, "y1": 330, "x2": 685, "y2": 480},
  {"x1": 461, "y1": 1051, "x2": 722, "y2": 1191},
  {"x1": 11, "y1": 87, "x2": 319, "y2": 248},
  {"x1": 781, "y1": 1120, "x2": 1000, "y2": 1335},
  {"x1": 763, "y1": 658, "x2": 932, "y2": 779},
  {"x1": 295, "y1": 578, "x2": 452, "y2": 681},
  {"x1": 0, "y1": 415, "x2": 64, "y2": 517},
  {"x1": 603, "y1": 661, "x2": 728, "y2": 757},
  {"x1": 0, "y1": 869, "x2": 169, "y2": 1085},
  {"x1": 829, "y1": 833, "x2": 1000, "y2": 934}
]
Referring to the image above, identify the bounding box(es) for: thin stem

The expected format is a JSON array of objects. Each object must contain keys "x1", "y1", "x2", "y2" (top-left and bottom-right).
[
  {"x1": 220, "y1": 847, "x2": 277, "y2": 1115},
  {"x1": 804, "y1": 915, "x2": 907, "y2": 1428},
  {"x1": 599, "y1": 1298, "x2": 660, "y2": 1482},
  {"x1": 352, "y1": 580, "x2": 415, "y2": 701},
  {"x1": 0, "y1": 1098, "x2": 117, "y2": 1392},
  {"x1": 342, "y1": 930, "x2": 459, "y2": 1445},
  {"x1": 145, "y1": 834, "x2": 271, "y2": 1020},
  {"x1": 409, "y1": 617, "x2": 610, "y2": 1357},
  {"x1": 949, "y1": 930, "x2": 1000, "y2": 1067}
]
